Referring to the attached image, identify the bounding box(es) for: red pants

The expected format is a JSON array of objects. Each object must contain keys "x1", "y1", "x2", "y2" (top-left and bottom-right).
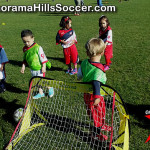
[
  {"x1": 104, "y1": 44, "x2": 113, "y2": 66},
  {"x1": 63, "y1": 44, "x2": 78, "y2": 65},
  {"x1": 84, "y1": 93, "x2": 106, "y2": 128}
]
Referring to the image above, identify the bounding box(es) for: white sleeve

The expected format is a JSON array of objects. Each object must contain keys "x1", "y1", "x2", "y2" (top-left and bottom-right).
[
  {"x1": 38, "y1": 46, "x2": 48, "y2": 64},
  {"x1": 77, "y1": 67, "x2": 83, "y2": 80},
  {"x1": 73, "y1": 31, "x2": 77, "y2": 43},
  {"x1": 107, "y1": 30, "x2": 112, "y2": 43}
]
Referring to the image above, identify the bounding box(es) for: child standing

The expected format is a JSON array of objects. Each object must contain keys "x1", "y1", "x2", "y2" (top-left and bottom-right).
[
  {"x1": 20, "y1": 29, "x2": 54, "y2": 99},
  {"x1": 99, "y1": 15, "x2": 113, "y2": 71},
  {"x1": 97, "y1": 0, "x2": 103, "y2": 6},
  {"x1": 56, "y1": 16, "x2": 78, "y2": 75},
  {"x1": 74, "y1": 0, "x2": 84, "y2": 16},
  {"x1": 0, "y1": 45, "x2": 9, "y2": 93},
  {"x1": 77, "y1": 38, "x2": 111, "y2": 140}
]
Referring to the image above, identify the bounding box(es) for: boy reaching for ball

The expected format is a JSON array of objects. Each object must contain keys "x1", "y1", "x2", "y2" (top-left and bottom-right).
[
  {"x1": 77, "y1": 38, "x2": 111, "y2": 140},
  {"x1": 20, "y1": 29, "x2": 54, "y2": 99}
]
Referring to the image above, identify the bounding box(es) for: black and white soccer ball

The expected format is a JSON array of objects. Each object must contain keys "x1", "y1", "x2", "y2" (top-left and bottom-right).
[{"x1": 13, "y1": 108, "x2": 24, "y2": 122}]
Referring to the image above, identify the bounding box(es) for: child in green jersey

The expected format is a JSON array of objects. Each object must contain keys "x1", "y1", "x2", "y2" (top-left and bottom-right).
[
  {"x1": 20, "y1": 29, "x2": 54, "y2": 99},
  {"x1": 77, "y1": 38, "x2": 111, "y2": 141}
]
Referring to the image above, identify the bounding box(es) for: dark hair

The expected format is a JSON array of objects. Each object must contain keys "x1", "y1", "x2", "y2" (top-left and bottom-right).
[
  {"x1": 21, "y1": 29, "x2": 33, "y2": 38},
  {"x1": 99, "y1": 15, "x2": 110, "y2": 27},
  {"x1": 59, "y1": 16, "x2": 71, "y2": 28}
]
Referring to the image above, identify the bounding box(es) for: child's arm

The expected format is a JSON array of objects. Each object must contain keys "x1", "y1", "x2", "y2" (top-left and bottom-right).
[
  {"x1": 105, "y1": 29, "x2": 112, "y2": 45},
  {"x1": 38, "y1": 46, "x2": 48, "y2": 73},
  {"x1": 92, "y1": 80, "x2": 101, "y2": 106},
  {"x1": 0, "y1": 48, "x2": 9, "y2": 71},
  {"x1": 20, "y1": 63, "x2": 25, "y2": 74},
  {"x1": 42, "y1": 63, "x2": 46, "y2": 73},
  {"x1": 56, "y1": 31, "x2": 67, "y2": 45},
  {"x1": 60, "y1": 40, "x2": 68, "y2": 45}
]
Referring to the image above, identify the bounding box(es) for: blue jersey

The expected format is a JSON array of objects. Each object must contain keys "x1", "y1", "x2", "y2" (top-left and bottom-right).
[{"x1": 56, "y1": 28, "x2": 77, "y2": 48}]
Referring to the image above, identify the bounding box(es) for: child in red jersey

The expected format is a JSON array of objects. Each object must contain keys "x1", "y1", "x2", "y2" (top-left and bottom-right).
[
  {"x1": 99, "y1": 15, "x2": 113, "y2": 71},
  {"x1": 56, "y1": 16, "x2": 79, "y2": 75}
]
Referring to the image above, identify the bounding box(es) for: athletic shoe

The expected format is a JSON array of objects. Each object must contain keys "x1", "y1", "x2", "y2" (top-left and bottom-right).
[
  {"x1": 101, "y1": 124, "x2": 112, "y2": 131},
  {"x1": 48, "y1": 87, "x2": 54, "y2": 98},
  {"x1": 69, "y1": 69, "x2": 78, "y2": 75},
  {"x1": 33, "y1": 93, "x2": 45, "y2": 99},
  {"x1": 104, "y1": 65, "x2": 110, "y2": 71},
  {"x1": 66, "y1": 68, "x2": 73, "y2": 74}
]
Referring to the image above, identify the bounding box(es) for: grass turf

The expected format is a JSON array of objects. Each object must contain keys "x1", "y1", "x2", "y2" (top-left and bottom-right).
[{"x1": 0, "y1": 0, "x2": 150, "y2": 149}]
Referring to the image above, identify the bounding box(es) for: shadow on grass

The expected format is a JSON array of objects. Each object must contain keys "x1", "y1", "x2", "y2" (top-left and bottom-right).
[
  {"x1": 0, "y1": 98, "x2": 24, "y2": 126},
  {"x1": 47, "y1": 56, "x2": 82, "y2": 65},
  {"x1": 35, "y1": 112, "x2": 112, "y2": 150},
  {"x1": 9, "y1": 60, "x2": 22, "y2": 67},
  {"x1": 1, "y1": 98, "x2": 25, "y2": 150},
  {"x1": 39, "y1": 12, "x2": 75, "y2": 17},
  {"x1": 126, "y1": 103, "x2": 150, "y2": 129},
  {"x1": 47, "y1": 56, "x2": 64, "y2": 63},
  {"x1": 5, "y1": 82, "x2": 27, "y2": 93}
]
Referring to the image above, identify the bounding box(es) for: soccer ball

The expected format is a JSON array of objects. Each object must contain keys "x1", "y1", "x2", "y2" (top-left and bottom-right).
[{"x1": 13, "y1": 108, "x2": 24, "y2": 122}]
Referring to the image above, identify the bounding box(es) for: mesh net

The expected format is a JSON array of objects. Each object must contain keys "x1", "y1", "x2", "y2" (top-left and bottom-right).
[{"x1": 6, "y1": 77, "x2": 129, "y2": 150}]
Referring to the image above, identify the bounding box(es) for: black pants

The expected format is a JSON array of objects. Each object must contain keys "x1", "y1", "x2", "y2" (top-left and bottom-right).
[{"x1": 0, "y1": 79, "x2": 6, "y2": 93}]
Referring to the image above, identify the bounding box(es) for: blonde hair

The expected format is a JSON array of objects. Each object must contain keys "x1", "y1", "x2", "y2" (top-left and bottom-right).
[{"x1": 85, "y1": 38, "x2": 106, "y2": 57}]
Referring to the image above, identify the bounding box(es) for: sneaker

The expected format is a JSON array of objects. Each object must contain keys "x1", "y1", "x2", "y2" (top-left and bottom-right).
[
  {"x1": 33, "y1": 93, "x2": 45, "y2": 99},
  {"x1": 66, "y1": 68, "x2": 73, "y2": 74},
  {"x1": 48, "y1": 87, "x2": 54, "y2": 98},
  {"x1": 104, "y1": 65, "x2": 110, "y2": 71},
  {"x1": 69, "y1": 69, "x2": 77, "y2": 75},
  {"x1": 101, "y1": 124, "x2": 112, "y2": 131}
]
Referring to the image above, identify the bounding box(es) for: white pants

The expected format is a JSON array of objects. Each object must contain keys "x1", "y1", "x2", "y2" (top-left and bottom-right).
[{"x1": 30, "y1": 70, "x2": 45, "y2": 77}]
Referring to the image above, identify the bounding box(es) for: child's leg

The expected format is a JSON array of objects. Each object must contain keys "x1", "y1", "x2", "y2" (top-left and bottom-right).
[
  {"x1": 0, "y1": 79, "x2": 6, "y2": 93},
  {"x1": 63, "y1": 48, "x2": 72, "y2": 73},
  {"x1": 69, "y1": 63, "x2": 77, "y2": 75},
  {"x1": 69, "y1": 45, "x2": 78, "y2": 75},
  {"x1": 104, "y1": 45, "x2": 113, "y2": 71},
  {"x1": 66, "y1": 63, "x2": 72, "y2": 74},
  {"x1": 97, "y1": 0, "x2": 102, "y2": 6}
]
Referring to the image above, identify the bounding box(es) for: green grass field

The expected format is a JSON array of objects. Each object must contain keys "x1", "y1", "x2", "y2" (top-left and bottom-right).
[{"x1": 0, "y1": 0, "x2": 150, "y2": 149}]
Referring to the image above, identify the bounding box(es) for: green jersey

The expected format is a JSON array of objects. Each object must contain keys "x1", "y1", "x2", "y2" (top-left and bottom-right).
[
  {"x1": 23, "y1": 43, "x2": 48, "y2": 71},
  {"x1": 81, "y1": 59, "x2": 106, "y2": 84}
]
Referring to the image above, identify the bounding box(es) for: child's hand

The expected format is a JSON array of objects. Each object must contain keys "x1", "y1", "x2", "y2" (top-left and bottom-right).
[
  {"x1": 20, "y1": 64, "x2": 25, "y2": 74},
  {"x1": 93, "y1": 98, "x2": 100, "y2": 106},
  {"x1": 61, "y1": 40, "x2": 67, "y2": 45},
  {"x1": 42, "y1": 66, "x2": 46, "y2": 73},
  {"x1": 69, "y1": 40, "x2": 75, "y2": 46},
  {"x1": 0, "y1": 65, "x2": 3, "y2": 71}
]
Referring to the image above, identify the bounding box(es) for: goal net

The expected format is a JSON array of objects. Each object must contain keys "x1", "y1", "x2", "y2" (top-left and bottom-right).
[{"x1": 6, "y1": 77, "x2": 129, "y2": 150}]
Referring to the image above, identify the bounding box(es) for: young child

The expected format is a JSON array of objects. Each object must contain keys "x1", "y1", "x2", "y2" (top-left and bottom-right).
[
  {"x1": 97, "y1": 0, "x2": 103, "y2": 6},
  {"x1": 99, "y1": 15, "x2": 113, "y2": 71},
  {"x1": 74, "y1": 0, "x2": 84, "y2": 16},
  {"x1": 20, "y1": 29, "x2": 54, "y2": 99},
  {"x1": 0, "y1": 45, "x2": 9, "y2": 93},
  {"x1": 56, "y1": 16, "x2": 78, "y2": 75},
  {"x1": 77, "y1": 38, "x2": 111, "y2": 141}
]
